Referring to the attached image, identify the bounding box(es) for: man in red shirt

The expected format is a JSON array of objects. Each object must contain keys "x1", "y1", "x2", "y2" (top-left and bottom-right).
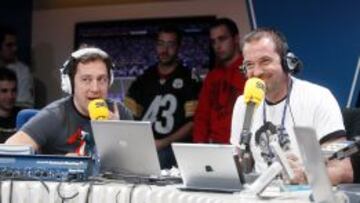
[{"x1": 193, "y1": 18, "x2": 246, "y2": 143}]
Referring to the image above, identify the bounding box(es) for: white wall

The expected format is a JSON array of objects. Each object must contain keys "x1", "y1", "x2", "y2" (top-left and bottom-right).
[{"x1": 32, "y1": 0, "x2": 250, "y2": 104}]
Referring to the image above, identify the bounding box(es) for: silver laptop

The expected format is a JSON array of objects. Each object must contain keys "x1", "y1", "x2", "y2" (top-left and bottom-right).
[
  {"x1": 172, "y1": 143, "x2": 244, "y2": 192},
  {"x1": 91, "y1": 120, "x2": 161, "y2": 177},
  {"x1": 293, "y1": 126, "x2": 337, "y2": 203}
]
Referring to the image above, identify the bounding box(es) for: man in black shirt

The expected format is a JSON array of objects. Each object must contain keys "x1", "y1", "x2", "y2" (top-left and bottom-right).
[{"x1": 125, "y1": 26, "x2": 201, "y2": 169}]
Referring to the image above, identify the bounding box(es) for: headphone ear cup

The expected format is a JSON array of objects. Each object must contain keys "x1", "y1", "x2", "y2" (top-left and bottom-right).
[
  {"x1": 109, "y1": 68, "x2": 114, "y2": 86},
  {"x1": 60, "y1": 67, "x2": 72, "y2": 94},
  {"x1": 283, "y1": 52, "x2": 302, "y2": 74}
]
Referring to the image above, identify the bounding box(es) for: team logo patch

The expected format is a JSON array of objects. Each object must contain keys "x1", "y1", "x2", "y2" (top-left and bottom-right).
[{"x1": 172, "y1": 78, "x2": 183, "y2": 89}]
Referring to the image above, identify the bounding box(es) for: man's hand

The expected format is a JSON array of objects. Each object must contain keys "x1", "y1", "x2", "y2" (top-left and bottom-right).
[
  {"x1": 286, "y1": 152, "x2": 307, "y2": 184},
  {"x1": 155, "y1": 138, "x2": 171, "y2": 151},
  {"x1": 108, "y1": 102, "x2": 120, "y2": 120}
]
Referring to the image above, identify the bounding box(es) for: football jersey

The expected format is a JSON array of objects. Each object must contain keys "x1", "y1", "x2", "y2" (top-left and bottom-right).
[{"x1": 125, "y1": 64, "x2": 201, "y2": 140}]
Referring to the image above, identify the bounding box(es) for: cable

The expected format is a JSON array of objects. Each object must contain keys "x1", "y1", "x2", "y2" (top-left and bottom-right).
[
  {"x1": 9, "y1": 180, "x2": 12, "y2": 203},
  {"x1": 84, "y1": 181, "x2": 93, "y2": 203},
  {"x1": 56, "y1": 181, "x2": 79, "y2": 202}
]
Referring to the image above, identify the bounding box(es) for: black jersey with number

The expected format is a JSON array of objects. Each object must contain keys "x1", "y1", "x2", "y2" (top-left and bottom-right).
[{"x1": 125, "y1": 64, "x2": 201, "y2": 140}]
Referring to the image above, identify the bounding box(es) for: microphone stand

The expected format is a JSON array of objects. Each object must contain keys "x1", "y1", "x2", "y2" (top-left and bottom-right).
[
  {"x1": 238, "y1": 103, "x2": 256, "y2": 173},
  {"x1": 248, "y1": 141, "x2": 294, "y2": 195}
]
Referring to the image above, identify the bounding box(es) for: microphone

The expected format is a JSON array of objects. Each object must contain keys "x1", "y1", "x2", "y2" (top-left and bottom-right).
[
  {"x1": 88, "y1": 99, "x2": 110, "y2": 120},
  {"x1": 328, "y1": 137, "x2": 360, "y2": 161},
  {"x1": 238, "y1": 77, "x2": 265, "y2": 172}
]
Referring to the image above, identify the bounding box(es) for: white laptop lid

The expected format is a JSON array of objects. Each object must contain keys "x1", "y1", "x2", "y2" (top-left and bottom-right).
[
  {"x1": 172, "y1": 143, "x2": 243, "y2": 192},
  {"x1": 91, "y1": 120, "x2": 161, "y2": 177},
  {"x1": 293, "y1": 126, "x2": 336, "y2": 203}
]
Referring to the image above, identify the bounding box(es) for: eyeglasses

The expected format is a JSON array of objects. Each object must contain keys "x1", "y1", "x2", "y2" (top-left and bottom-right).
[{"x1": 242, "y1": 56, "x2": 274, "y2": 73}]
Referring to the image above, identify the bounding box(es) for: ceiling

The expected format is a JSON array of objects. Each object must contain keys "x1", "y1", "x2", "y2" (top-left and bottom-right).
[{"x1": 33, "y1": 0, "x2": 189, "y2": 10}]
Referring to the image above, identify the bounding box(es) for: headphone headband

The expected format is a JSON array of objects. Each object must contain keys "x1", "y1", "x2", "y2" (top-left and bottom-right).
[
  {"x1": 60, "y1": 47, "x2": 114, "y2": 94},
  {"x1": 71, "y1": 47, "x2": 109, "y2": 59}
]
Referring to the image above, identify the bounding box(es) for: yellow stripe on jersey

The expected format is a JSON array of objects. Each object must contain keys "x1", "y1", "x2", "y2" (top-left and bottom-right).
[
  {"x1": 124, "y1": 97, "x2": 143, "y2": 118},
  {"x1": 184, "y1": 100, "x2": 198, "y2": 117}
]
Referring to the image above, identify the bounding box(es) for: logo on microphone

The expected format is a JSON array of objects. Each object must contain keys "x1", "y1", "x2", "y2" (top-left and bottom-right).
[{"x1": 205, "y1": 165, "x2": 214, "y2": 172}]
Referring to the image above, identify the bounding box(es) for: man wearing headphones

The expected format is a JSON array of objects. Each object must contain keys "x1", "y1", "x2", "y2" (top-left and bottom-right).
[
  {"x1": 6, "y1": 47, "x2": 133, "y2": 155},
  {"x1": 230, "y1": 28, "x2": 353, "y2": 185}
]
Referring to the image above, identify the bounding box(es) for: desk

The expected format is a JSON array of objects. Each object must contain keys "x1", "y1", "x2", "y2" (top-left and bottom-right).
[{"x1": 0, "y1": 180, "x2": 311, "y2": 203}]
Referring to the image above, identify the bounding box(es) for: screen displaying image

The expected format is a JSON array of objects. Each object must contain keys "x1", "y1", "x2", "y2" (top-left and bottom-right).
[{"x1": 75, "y1": 16, "x2": 215, "y2": 101}]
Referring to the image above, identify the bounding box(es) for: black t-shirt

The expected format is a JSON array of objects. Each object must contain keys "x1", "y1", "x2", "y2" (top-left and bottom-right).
[
  {"x1": 126, "y1": 64, "x2": 201, "y2": 140},
  {"x1": 0, "y1": 107, "x2": 22, "y2": 143}
]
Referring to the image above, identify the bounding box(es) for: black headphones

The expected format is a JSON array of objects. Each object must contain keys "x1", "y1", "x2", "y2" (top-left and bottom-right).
[
  {"x1": 281, "y1": 51, "x2": 302, "y2": 74},
  {"x1": 60, "y1": 47, "x2": 114, "y2": 94}
]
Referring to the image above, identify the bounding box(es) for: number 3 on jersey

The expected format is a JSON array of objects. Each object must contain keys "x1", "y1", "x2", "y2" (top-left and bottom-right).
[{"x1": 142, "y1": 94, "x2": 177, "y2": 134}]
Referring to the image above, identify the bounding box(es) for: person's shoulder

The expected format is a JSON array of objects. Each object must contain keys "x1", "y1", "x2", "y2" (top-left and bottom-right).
[
  {"x1": 42, "y1": 96, "x2": 72, "y2": 113},
  {"x1": 133, "y1": 66, "x2": 157, "y2": 82},
  {"x1": 7, "y1": 61, "x2": 30, "y2": 70},
  {"x1": 293, "y1": 77, "x2": 330, "y2": 92},
  {"x1": 202, "y1": 68, "x2": 225, "y2": 83}
]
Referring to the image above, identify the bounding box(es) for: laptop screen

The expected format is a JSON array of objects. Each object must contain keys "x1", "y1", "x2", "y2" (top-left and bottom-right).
[
  {"x1": 172, "y1": 143, "x2": 244, "y2": 192},
  {"x1": 91, "y1": 120, "x2": 161, "y2": 177}
]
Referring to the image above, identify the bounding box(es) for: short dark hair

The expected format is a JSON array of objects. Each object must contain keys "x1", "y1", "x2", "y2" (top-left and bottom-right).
[
  {"x1": 156, "y1": 25, "x2": 183, "y2": 45},
  {"x1": 241, "y1": 27, "x2": 289, "y2": 58},
  {"x1": 210, "y1": 18, "x2": 239, "y2": 37},
  {"x1": 0, "y1": 25, "x2": 16, "y2": 45},
  {"x1": 0, "y1": 67, "x2": 17, "y2": 82}
]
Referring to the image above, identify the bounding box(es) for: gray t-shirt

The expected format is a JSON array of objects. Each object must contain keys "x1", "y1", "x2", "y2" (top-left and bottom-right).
[{"x1": 21, "y1": 96, "x2": 133, "y2": 154}]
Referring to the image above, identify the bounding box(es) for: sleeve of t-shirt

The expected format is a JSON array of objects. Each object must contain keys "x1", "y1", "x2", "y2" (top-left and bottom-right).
[
  {"x1": 20, "y1": 108, "x2": 61, "y2": 148},
  {"x1": 183, "y1": 75, "x2": 202, "y2": 121},
  {"x1": 117, "y1": 102, "x2": 134, "y2": 121},
  {"x1": 313, "y1": 88, "x2": 346, "y2": 143},
  {"x1": 14, "y1": 63, "x2": 34, "y2": 107},
  {"x1": 124, "y1": 78, "x2": 143, "y2": 119}
]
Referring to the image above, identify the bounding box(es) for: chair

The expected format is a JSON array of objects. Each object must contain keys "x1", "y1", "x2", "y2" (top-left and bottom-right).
[
  {"x1": 342, "y1": 108, "x2": 360, "y2": 139},
  {"x1": 342, "y1": 108, "x2": 360, "y2": 183},
  {"x1": 16, "y1": 109, "x2": 39, "y2": 130}
]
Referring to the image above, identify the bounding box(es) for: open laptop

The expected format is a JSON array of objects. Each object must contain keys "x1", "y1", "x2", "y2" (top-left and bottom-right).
[
  {"x1": 91, "y1": 120, "x2": 161, "y2": 178},
  {"x1": 293, "y1": 126, "x2": 338, "y2": 203},
  {"x1": 172, "y1": 143, "x2": 244, "y2": 193}
]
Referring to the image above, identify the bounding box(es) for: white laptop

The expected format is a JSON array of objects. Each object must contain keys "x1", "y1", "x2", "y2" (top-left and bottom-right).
[
  {"x1": 91, "y1": 120, "x2": 161, "y2": 178},
  {"x1": 172, "y1": 143, "x2": 244, "y2": 193},
  {"x1": 293, "y1": 126, "x2": 337, "y2": 203}
]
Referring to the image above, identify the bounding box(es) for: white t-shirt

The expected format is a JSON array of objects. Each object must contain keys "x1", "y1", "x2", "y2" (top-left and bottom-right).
[
  {"x1": 230, "y1": 77, "x2": 345, "y2": 173},
  {"x1": 7, "y1": 61, "x2": 34, "y2": 107}
]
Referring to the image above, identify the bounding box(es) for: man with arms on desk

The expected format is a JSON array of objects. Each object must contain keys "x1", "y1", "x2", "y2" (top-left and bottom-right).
[
  {"x1": 230, "y1": 28, "x2": 353, "y2": 185},
  {"x1": 6, "y1": 47, "x2": 132, "y2": 155}
]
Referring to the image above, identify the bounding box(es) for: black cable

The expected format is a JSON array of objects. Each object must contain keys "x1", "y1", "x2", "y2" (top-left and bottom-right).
[
  {"x1": 84, "y1": 181, "x2": 93, "y2": 203},
  {"x1": 9, "y1": 179, "x2": 12, "y2": 203},
  {"x1": 288, "y1": 102, "x2": 296, "y2": 127},
  {"x1": 115, "y1": 188, "x2": 122, "y2": 203},
  {"x1": 0, "y1": 181, "x2": 2, "y2": 203},
  {"x1": 56, "y1": 181, "x2": 79, "y2": 202}
]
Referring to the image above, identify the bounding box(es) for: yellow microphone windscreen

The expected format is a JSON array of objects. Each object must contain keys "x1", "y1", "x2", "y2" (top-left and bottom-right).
[
  {"x1": 243, "y1": 77, "x2": 266, "y2": 106},
  {"x1": 88, "y1": 99, "x2": 110, "y2": 120}
]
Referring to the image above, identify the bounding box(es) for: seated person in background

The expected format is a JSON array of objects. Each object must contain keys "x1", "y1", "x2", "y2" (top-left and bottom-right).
[
  {"x1": 230, "y1": 28, "x2": 353, "y2": 185},
  {"x1": 342, "y1": 108, "x2": 360, "y2": 183},
  {"x1": 0, "y1": 68, "x2": 21, "y2": 142},
  {"x1": 125, "y1": 25, "x2": 201, "y2": 169},
  {"x1": 193, "y1": 18, "x2": 246, "y2": 144},
  {"x1": 6, "y1": 47, "x2": 133, "y2": 155},
  {"x1": 0, "y1": 25, "x2": 34, "y2": 107}
]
